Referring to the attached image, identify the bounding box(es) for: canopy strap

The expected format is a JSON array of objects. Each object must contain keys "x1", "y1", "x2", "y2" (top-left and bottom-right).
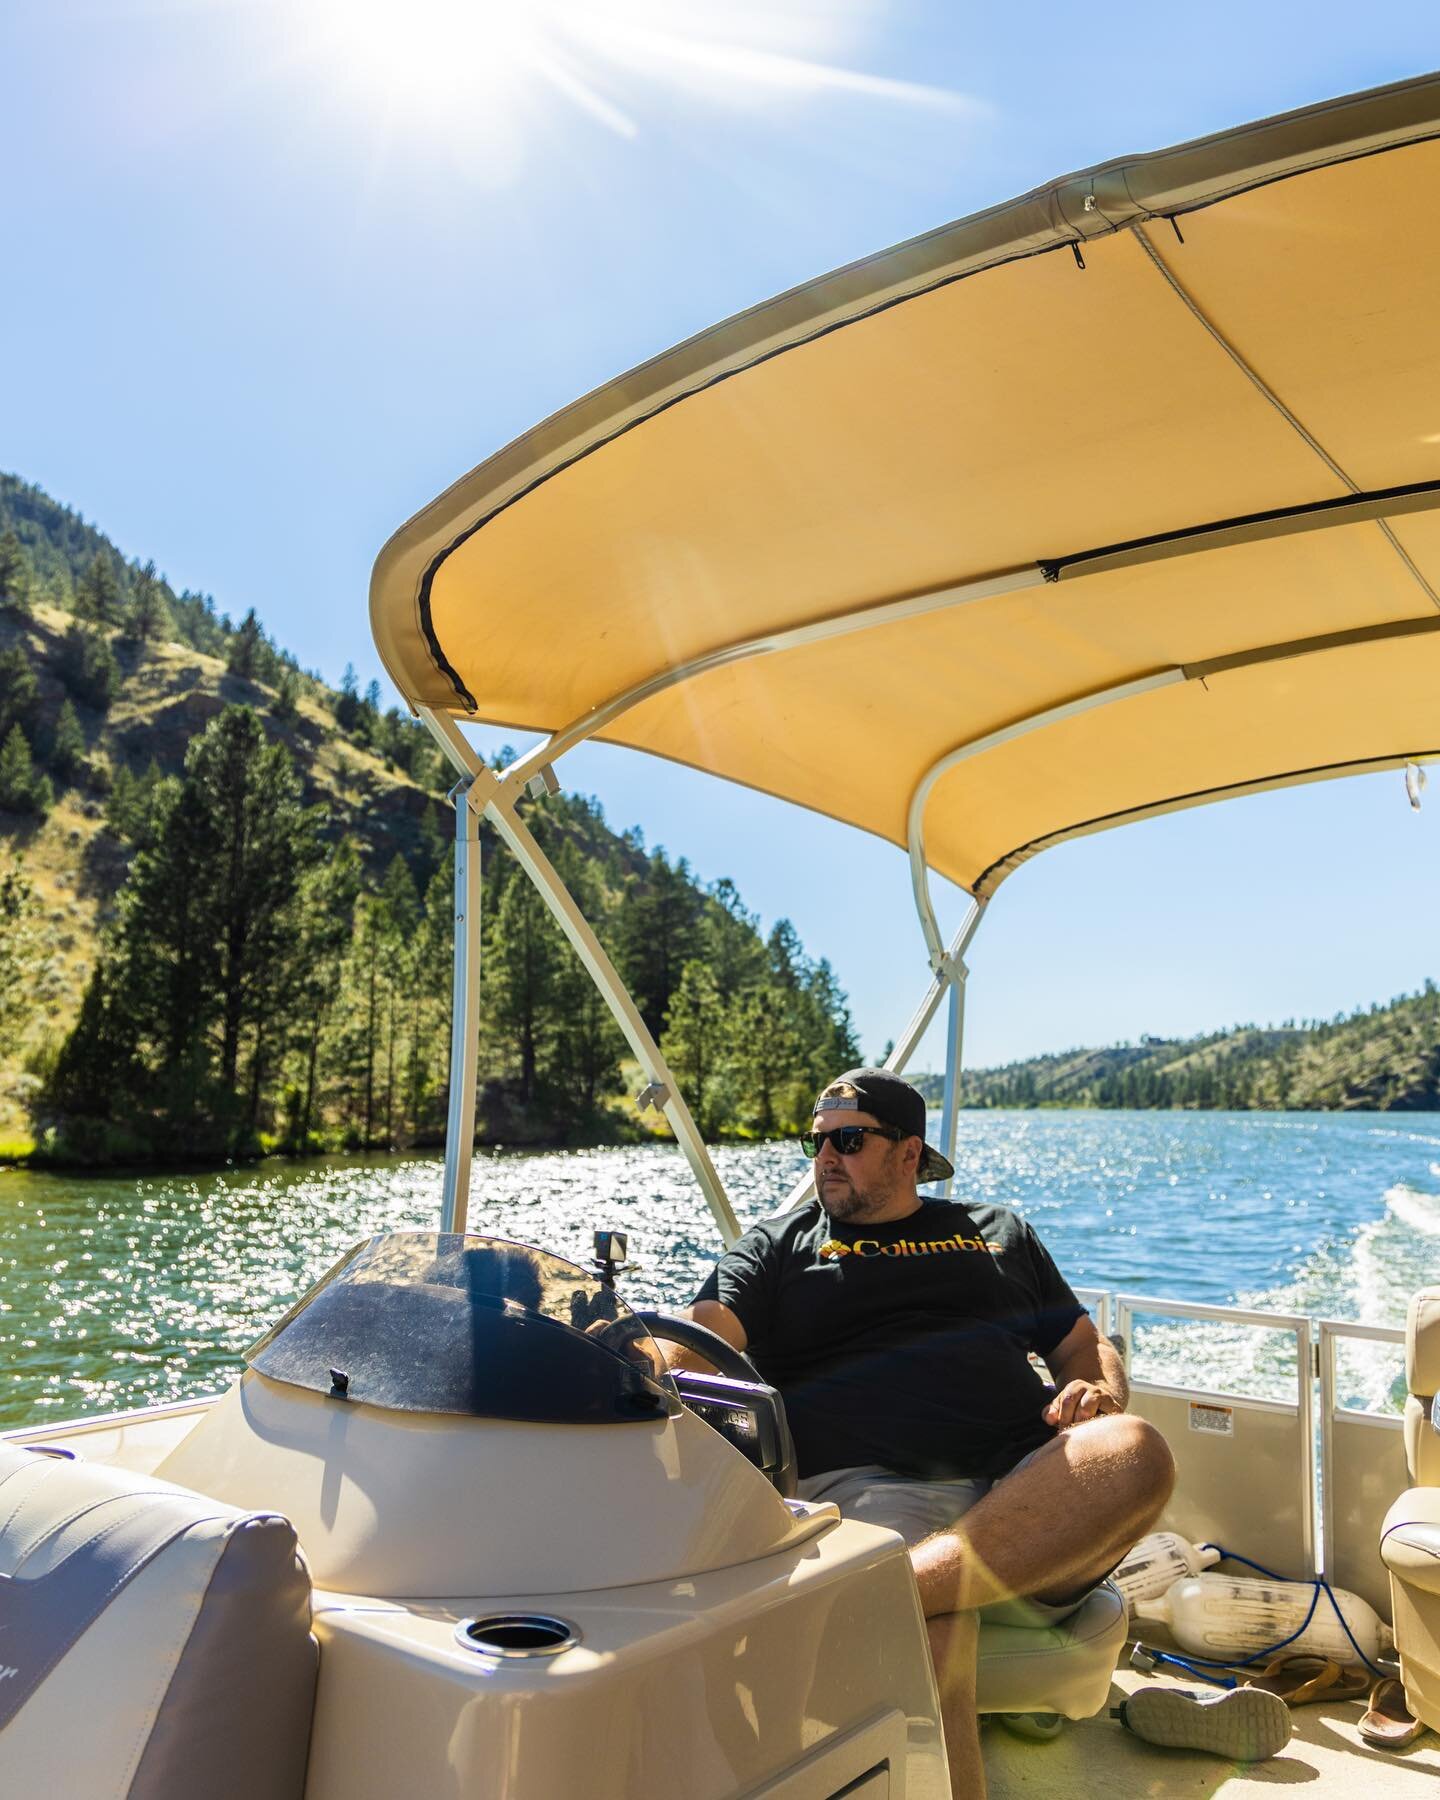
[{"x1": 1129, "y1": 221, "x2": 1440, "y2": 612}]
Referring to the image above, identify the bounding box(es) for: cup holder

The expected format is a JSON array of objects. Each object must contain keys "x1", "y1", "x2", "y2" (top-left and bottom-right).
[{"x1": 454, "y1": 1613, "x2": 581, "y2": 1659}]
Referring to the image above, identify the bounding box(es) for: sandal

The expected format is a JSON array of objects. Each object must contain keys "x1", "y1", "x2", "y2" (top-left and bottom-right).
[
  {"x1": 1241, "y1": 1653, "x2": 1370, "y2": 1706},
  {"x1": 1358, "y1": 1676, "x2": 1426, "y2": 1748}
]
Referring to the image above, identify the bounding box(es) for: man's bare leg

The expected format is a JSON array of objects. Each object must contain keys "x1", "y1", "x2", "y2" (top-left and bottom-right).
[
  {"x1": 911, "y1": 1413, "x2": 1174, "y2": 1616},
  {"x1": 927, "y1": 1610, "x2": 985, "y2": 1798},
  {"x1": 911, "y1": 1415, "x2": 1174, "y2": 1799}
]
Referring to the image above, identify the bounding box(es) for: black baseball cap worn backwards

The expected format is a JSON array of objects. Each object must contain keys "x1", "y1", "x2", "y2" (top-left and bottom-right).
[{"x1": 813, "y1": 1068, "x2": 955, "y2": 1184}]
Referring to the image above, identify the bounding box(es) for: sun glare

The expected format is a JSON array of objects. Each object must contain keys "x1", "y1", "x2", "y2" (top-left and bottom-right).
[
  {"x1": 302, "y1": 0, "x2": 544, "y2": 121},
  {"x1": 286, "y1": 0, "x2": 977, "y2": 170}
]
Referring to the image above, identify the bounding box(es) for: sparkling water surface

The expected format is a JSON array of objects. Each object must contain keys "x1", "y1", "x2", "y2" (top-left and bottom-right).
[{"x1": 3, "y1": 1110, "x2": 1439, "y2": 1429}]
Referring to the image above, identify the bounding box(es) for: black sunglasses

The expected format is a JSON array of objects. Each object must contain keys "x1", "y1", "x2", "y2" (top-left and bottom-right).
[{"x1": 800, "y1": 1124, "x2": 905, "y2": 1159}]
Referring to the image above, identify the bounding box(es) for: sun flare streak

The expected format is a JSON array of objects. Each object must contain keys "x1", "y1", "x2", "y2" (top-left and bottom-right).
[{"x1": 286, "y1": 0, "x2": 985, "y2": 168}]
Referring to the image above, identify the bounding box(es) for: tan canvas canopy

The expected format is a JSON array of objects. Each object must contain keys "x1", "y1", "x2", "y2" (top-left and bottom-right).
[{"x1": 373, "y1": 71, "x2": 1440, "y2": 907}]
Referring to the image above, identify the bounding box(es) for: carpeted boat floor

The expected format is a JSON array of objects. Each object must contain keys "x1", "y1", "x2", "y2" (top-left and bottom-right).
[{"x1": 985, "y1": 1665, "x2": 1440, "y2": 1798}]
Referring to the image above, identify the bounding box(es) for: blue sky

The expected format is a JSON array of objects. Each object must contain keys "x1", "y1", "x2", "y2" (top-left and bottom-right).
[{"x1": 5, "y1": 2, "x2": 1440, "y2": 1070}]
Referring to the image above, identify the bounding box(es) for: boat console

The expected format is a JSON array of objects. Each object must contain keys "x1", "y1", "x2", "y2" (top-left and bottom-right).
[
  {"x1": 0, "y1": 1231, "x2": 954, "y2": 1797},
  {"x1": 155, "y1": 1230, "x2": 820, "y2": 1598}
]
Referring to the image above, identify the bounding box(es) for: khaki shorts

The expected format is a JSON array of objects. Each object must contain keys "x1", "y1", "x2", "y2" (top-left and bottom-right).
[{"x1": 796, "y1": 1448, "x2": 1093, "y2": 1627}]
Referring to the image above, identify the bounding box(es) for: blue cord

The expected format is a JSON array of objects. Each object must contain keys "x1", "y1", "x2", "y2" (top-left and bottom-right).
[
  {"x1": 1131, "y1": 1645, "x2": 1237, "y2": 1688},
  {"x1": 1131, "y1": 1543, "x2": 1388, "y2": 1682}
]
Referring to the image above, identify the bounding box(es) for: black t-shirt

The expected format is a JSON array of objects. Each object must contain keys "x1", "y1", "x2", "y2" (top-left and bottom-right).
[{"x1": 694, "y1": 1198, "x2": 1085, "y2": 1481}]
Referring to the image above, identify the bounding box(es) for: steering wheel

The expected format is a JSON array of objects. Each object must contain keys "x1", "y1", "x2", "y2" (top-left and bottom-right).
[
  {"x1": 632, "y1": 1310, "x2": 765, "y2": 1382},
  {"x1": 634, "y1": 1310, "x2": 798, "y2": 1499}
]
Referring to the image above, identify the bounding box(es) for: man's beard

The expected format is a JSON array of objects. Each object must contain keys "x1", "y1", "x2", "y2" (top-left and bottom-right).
[{"x1": 819, "y1": 1175, "x2": 886, "y2": 1222}]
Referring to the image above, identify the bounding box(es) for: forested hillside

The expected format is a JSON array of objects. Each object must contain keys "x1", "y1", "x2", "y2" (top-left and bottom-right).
[
  {"x1": 0, "y1": 474, "x2": 858, "y2": 1163},
  {"x1": 945, "y1": 985, "x2": 1440, "y2": 1111}
]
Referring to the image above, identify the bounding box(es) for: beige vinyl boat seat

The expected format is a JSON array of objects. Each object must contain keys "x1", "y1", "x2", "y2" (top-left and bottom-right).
[
  {"x1": 976, "y1": 1375, "x2": 1129, "y2": 1720},
  {"x1": 0, "y1": 1442, "x2": 317, "y2": 1799},
  {"x1": 975, "y1": 1579, "x2": 1128, "y2": 1719},
  {"x1": 1381, "y1": 1286, "x2": 1440, "y2": 1734}
]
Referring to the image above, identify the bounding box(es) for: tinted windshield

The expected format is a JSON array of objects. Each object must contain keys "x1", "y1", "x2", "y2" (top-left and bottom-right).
[{"x1": 246, "y1": 1232, "x2": 677, "y2": 1423}]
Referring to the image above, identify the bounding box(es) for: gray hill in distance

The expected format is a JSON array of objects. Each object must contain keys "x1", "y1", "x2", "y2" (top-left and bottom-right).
[{"x1": 910, "y1": 992, "x2": 1440, "y2": 1112}]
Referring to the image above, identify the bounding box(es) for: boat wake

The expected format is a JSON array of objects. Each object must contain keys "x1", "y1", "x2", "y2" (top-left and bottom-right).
[
  {"x1": 1131, "y1": 1179, "x2": 1440, "y2": 1413},
  {"x1": 1384, "y1": 1181, "x2": 1440, "y2": 1237}
]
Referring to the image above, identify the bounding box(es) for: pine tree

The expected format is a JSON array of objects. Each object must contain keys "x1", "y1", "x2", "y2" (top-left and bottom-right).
[
  {"x1": 703, "y1": 877, "x2": 766, "y2": 998},
  {"x1": 199, "y1": 709, "x2": 317, "y2": 1102},
  {"x1": 803, "y1": 957, "x2": 862, "y2": 1081},
  {"x1": 0, "y1": 865, "x2": 41, "y2": 1054},
  {"x1": 271, "y1": 666, "x2": 301, "y2": 722},
  {"x1": 417, "y1": 861, "x2": 456, "y2": 1132},
  {"x1": 544, "y1": 840, "x2": 623, "y2": 1123},
  {"x1": 106, "y1": 706, "x2": 318, "y2": 1149},
  {"x1": 0, "y1": 530, "x2": 30, "y2": 612},
  {"x1": 123, "y1": 561, "x2": 172, "y2": 645},
  {"x1": 723, "y1": 984, "x2": 803, "y2": 1137},
  {"x1": 286, "y1": 839, "x2": 363, "y2": 1149},
  {"x1": 661, "y1": 960, "x2": 726, "y2": 1136},
  {"x1": 44, "y1": 962, "x2": 143, "y2": 1123},
  {"x1": 104, "y1": 761, "x2": 171, "y2": 848},
  {"x1": 767, "y1": 918, "x2": 807, "y2": 990},
  {"x1": 227, "y1": 608, "x2": 264, "y2": 681},
  {"x1": 612, "y1": 850, "x2": 704, "y2": 1039},
  {"x1": 48, "y1": 699, "x2": 86, "y2": 779},
  {"x1": 333, "y1": 664, "x2": 361, "y2": 731},
  {"x1": 487, "y1": 856, "x2": 560, "y2": 1104},
  {"x1": 0, "y1": 646, "x2": 40, "y2": 740},
  {"x1": 0, "y1": 725, "x2": 52, "y2": 817},
  {"x1": 58, "y1": 622, "x2": 119, "y2": 711},
  {"x1": 74, "y1": 553, "x2": 123, "y2": 625},
  {"x1": 377, "y1": 856, "x2": 422, "y2": 1142}
]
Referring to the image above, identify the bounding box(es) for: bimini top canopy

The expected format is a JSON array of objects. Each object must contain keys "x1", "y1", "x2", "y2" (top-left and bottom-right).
[{"x1": 373, "y1": 71, "x2": 1440, "y2": 902}]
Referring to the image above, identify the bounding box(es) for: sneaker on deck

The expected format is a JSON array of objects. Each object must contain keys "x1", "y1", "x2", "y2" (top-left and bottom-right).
[{"x1": 1112, "y1": 1685, "x2": 1293, "y2": 1761}]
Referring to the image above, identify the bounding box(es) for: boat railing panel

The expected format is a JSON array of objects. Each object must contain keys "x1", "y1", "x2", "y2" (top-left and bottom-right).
[
  {"x1": 1115, "y1": 1292, "x2": 1317, "y2": 1581},
  {"x1": 1318, "y1": 1317, "x2": 1407, "y2": 1622}
]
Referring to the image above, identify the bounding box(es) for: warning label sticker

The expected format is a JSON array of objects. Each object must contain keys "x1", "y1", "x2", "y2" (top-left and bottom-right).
[{"x1": 1189, "y1": 1402, "x2": 1235, "y2": 1436}]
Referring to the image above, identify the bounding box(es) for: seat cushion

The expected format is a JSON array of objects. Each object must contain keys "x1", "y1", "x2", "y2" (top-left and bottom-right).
[
  {"x1": 1408, "y1": 1288, "x2": 1440, "y2": 1398},
  {"x1": 0, "y1": 1443, "x2": 317, "y2": 1799},
  {"x1": 1382, "y1": 1486, "x2": 1440, "y2": 1598},
  {"x1": 975, "y1": 1580, "x2": 1127, "y2": 1718}
]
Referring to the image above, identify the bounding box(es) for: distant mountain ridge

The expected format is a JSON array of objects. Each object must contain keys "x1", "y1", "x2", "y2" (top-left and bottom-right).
[{"x1": 910, "y1": 985, "x2": 1440, "y2": 1111}]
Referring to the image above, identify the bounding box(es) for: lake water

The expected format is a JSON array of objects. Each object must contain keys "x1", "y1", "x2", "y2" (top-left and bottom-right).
[{"x1": 3, "y1": 1109, "x2": 1439, "y2": 1430}]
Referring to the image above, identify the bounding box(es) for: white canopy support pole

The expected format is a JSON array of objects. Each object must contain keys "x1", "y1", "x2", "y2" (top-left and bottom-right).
[
  {"x1": 417, "y1": 704, "x2": 742, "y2": 1245},
  {"x1": 777, "y1": 896, "x2": 987, "y2": 1214},
  {"x1": 486, "y1": 797, "x2": 743, "y2": 1246},
  {"x1": 419, "y1": 708, "x2": 499, "y2": 1234},
  {"x1": 933, "y1": 956, "x2": 969, "y2": 1199},
  {"x1": 440, "y1": 777, "x2": 484, "y2": 1233},
  {"x1": 887, "y1": 896, "x2": 986, "y2": 1073},
  {"x1": 904, "y1": 670, "x2": 1185, "y2": 953}
]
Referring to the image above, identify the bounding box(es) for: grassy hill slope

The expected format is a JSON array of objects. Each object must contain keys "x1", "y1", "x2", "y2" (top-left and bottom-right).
[
  {"x1": 0, "y1": 595, "x2": 453, "y2": 1136},
  {"x1": 0, "y1": 474, "x2": 854, "y2": 1160}
]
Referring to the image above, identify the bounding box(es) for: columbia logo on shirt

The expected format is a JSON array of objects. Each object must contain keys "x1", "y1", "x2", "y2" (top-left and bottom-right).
[{"x1": 819, "y1": 1236, "x2": 1005, "y2": 1260}]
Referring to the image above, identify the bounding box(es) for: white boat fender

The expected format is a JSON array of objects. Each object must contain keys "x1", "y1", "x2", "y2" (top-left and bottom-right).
[
  {"x1": 1134, "y1": 1572, "x2": 1394, "y2": 1666},
  {"x1": 1112, "y1": 1532, "x2": 1220, "y2": 1609}
]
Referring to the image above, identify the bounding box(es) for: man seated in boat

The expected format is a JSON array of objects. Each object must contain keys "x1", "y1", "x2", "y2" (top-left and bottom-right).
[{"x1": 675, "y1": 1067, "x2": 1176, "y2": 1799}]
